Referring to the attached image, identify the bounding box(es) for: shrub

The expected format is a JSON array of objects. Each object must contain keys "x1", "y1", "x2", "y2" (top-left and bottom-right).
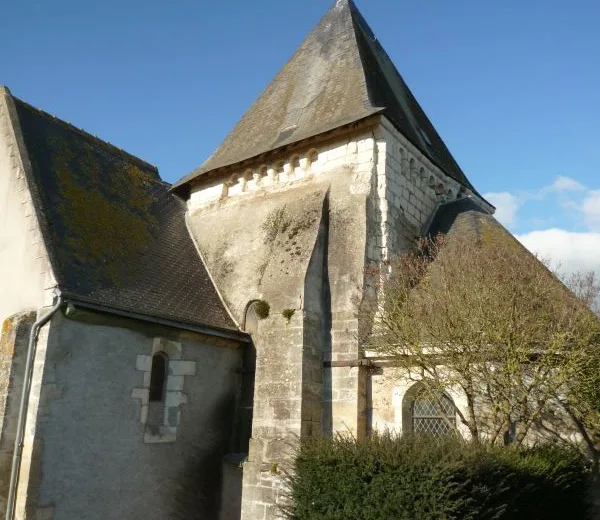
[{"x1": 283, "y1": 434, "x2": 591, "y2": 520}]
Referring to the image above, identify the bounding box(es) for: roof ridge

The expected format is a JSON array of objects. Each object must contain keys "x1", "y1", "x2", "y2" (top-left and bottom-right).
[
  {"x1": 347, "y1": 5, "x2": 476, "y2": 192},
  {"x1": 12, "y1": 94, "x2": 159, "y2": 174},
  {"x1": 0, "y1": 85, "x2": 12, "y2": 98},
  {"x1": 333, "y1": 0, "x2": 353, "y2": 9}
]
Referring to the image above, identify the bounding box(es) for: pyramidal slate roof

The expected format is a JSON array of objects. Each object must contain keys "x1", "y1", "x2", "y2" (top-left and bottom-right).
[
  {"x1": 418, "y1": 198, "x2": 584, "y2": 319},
  {"x1": 174, "y1": 0, "x2": 475, "y2": 192},
  {"x1": 424, "y1": 198, "x2": 538, "y2": 269},
  {"x1": 5, "y1": 88, "x2": 239, "y2": 335},
  {"x1": 424, "y1": 198, "x2": 490, "y2": 238}
]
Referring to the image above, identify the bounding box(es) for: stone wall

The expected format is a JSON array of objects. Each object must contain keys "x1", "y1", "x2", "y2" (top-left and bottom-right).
[
  {"x1": 187, "y1": 132, "x2": 373, "y2": 214},
  {"x1": 372, "y1": 117, "x2": 492, "y2": 262},
  {"x1": 187, "y1": 125, "x2": 381, "y2": 520},
  {"x1": 0, "y1": 312, "x2": 35, "y2": 516},
  {"x1": 13, "y1": 308, "x2": 55, "y2": 520},
  {"x1": 363, "y1": 117, "x2": 492, "y2": 438},
  {"x1": 367, "y1": 365, "x2": 471, "y2": 439},
  {"x1": 0, "y1": 97, "x2": 58, "y2": 514},
  {"x1": 186, "y1": 116, "x2": 493, "y2": 519},
  {"x1": 13, "y1": 310, "x2": 243, "y2": 520}
]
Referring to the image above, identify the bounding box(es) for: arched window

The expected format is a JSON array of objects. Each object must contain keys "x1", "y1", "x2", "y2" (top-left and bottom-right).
[
  {"x1": 403, "y1": 383, "x2": 455, "y2": 438},
  {"x1": 231, "y1": 301, "x2": 262, "y2": 454},
  {"x1": 412, "y1": 389, "x2": 455, "y2": 437},
  {"x1": 149, "y1": 352, "x2": 168, "y2": 402}
]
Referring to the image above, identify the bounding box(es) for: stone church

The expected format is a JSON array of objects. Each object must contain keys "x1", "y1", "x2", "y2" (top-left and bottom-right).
[{"x1": 0, "y1": 0, "x2": 532, "y2": 519}]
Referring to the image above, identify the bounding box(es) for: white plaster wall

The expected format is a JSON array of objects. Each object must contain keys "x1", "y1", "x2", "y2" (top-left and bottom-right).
[
  {"x1": 0, "y1": 90, "x2": 56, "y2": 324},
  {"x1": 25, "y1": 312, "x2": 242, "y2": 520}
]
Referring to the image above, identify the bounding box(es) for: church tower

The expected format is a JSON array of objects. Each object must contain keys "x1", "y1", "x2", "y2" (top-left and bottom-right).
[{"x1": 174, "y1": 1, "x2": 492, "y2": 518}]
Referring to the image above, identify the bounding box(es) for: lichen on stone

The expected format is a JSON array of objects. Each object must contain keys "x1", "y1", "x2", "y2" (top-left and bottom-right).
[
  {"x1": 261, "y1": 206, "x2": 291, "y2": 244},
  {"x1": 0, "y1": 316, "x2": 15, "y2": 354},
  {"x1": 282, "y1": 309, "x2": 295, "y2": 322}
]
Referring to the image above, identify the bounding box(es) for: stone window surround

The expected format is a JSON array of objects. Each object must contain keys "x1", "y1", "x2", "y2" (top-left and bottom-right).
[
  {"x1": 401, "y1": 382, "x2": 457, "y2": 436},
  {"x1": 131, "y1": 338, "x2": 197, "y2": 443}
]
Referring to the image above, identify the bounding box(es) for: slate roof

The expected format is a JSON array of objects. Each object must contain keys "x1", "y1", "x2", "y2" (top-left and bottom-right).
[
  {"x1": 9, "y1": 92, "x2": 239, "y2": 334},
  {"x1": 422, "y1": 198, "x2": 587, "y2": 314},
  {"x1": 424, "y1": 198, "x2": 524, "y2": 257},
  {"x1": 424, "y1": 198, "x2": 491, "y2": 238},
  {"x1": 174, "y1": 0, "x2": 475, "y2": 193}
]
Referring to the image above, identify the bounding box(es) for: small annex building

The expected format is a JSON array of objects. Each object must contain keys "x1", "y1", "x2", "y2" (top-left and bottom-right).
[
  {"x1": 0, "y1": 85, "x2": 252, "y2": 520},
  {"x1": 0, "y1": 1, "x2": 562, "y2": 519}
]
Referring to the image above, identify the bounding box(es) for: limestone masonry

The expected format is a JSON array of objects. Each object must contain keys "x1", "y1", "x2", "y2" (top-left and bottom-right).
[{"x1": 0, "y1": 1, "x2": 536, "y2": 519}]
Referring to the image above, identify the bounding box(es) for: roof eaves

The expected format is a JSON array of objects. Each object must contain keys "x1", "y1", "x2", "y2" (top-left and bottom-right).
[
  {"x1": 171, "y1": 111, "x2": 384, "y2": 192},
  {"x1": 62, "y1": 293, "x2": 250, "y2": 343}
]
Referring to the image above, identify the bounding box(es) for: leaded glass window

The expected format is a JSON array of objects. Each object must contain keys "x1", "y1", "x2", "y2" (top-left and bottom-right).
[{"x1": 411, "y1": 389, "x2": 455, "y2": 438}]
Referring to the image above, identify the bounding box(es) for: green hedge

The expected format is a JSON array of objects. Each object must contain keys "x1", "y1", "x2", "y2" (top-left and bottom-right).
[{"x1": 284, "y1": 434, "x2": 591, "y2": 520}]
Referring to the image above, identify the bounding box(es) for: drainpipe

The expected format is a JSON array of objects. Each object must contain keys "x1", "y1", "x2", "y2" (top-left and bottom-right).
[{"x1": 5, "y1": 294, "x2": 63, "y2": 520}]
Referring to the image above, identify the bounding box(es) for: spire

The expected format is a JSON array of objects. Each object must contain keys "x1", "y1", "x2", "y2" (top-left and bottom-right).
[
  {"x1": 0, "y1": 85, "x2": 13, "y2": 101},
  {"x1": 174, "y1": 0, "x2": 474, "y2": 193},
  {"x1": 333, "y1": 0, "x2": 352, "y2": 8}
]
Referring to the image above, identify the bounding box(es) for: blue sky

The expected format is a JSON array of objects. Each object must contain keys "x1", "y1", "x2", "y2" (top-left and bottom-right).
[{"x1": 2, "y1": 0, "x2": 599, "y2": 275}]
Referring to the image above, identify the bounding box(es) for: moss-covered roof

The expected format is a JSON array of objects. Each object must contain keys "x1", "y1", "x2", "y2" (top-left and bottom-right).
[
  {"x1": 11, "y1": 94, "x2": 237, "y2": 333},
  {"x1": 424, "y1": 198, "x2": 492, "y2": 239},
  {"x1": 425, "y1": 198, "x2": 546, "y2": 264},
  {"x1": 174, "y1": 0, "x2": 476, "y2": 193}
]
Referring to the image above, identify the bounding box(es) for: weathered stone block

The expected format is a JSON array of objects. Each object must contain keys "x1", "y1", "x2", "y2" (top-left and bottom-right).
[
  {"x1": 166, "y1": 375, "x2": 184, "y2": 391},
  {"x1": 168, "y1": 360, "x2": 197, "y2": 376}
]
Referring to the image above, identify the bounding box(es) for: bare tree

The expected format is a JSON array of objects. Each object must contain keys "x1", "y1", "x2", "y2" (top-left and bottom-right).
[
  {"x1": 364, "y1": 226, "x2": 600, "y2": 449},
  {"x1": 567, "y1": 270, "x2": 600, "y2": 316},
  {"x1": 543, "y1": 271, "x2": 600, "y2": 470}
]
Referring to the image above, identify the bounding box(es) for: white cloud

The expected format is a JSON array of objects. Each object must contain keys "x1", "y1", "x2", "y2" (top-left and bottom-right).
[
  {"x1": 483, "y1": 176, "x2": 584, "y2": 229},
  {"x1": 483, "y1": 192, "x2": 520, "y2": 227},
  {"x1": 484, "y1": 177, "x2": 593, "y2": 232},
  {"x1": 545, "y1": 175, "x2": 585, "y2": 193},
  {"x1": 516, "y1": 229, "x2": 600, "y2": 275},
  {"x1": 582, "y1": 191, "x2": 600, "y2": 231}
]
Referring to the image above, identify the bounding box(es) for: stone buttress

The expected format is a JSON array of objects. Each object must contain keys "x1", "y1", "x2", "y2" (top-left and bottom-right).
[{"x1": 176, "y1": 2, "x2": 491, "y2": 518}]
